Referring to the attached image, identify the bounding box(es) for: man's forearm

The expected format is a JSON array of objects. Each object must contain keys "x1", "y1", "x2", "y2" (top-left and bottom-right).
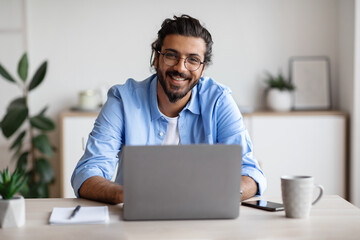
[
  {"x1": 78, "y1": 176, "x2": 123, "y2": 204},
  {"x1": 79, "y1": 175, "x2": 255, "y2": 203},
  {"x1": 240, "y1": 175, "x2": 258, "y2": 201}
]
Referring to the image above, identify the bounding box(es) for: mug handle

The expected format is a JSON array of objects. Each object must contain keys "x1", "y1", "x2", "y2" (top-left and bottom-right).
[{"x1": 312, "y1": 184, "x2": 324, "y2": 205}]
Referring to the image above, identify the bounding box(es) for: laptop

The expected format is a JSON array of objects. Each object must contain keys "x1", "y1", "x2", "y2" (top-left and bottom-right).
[{"x1": 120, "y1": 144, "x2": 242, "y2": 221}]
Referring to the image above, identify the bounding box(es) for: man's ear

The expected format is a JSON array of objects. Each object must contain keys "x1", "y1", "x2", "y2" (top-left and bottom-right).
[
  {"x1": 200, "y1": 63, "x2": 207, "y2": 78},
  {"x1": 153, "y1": 51, "x2": 159, "y2": 68}
]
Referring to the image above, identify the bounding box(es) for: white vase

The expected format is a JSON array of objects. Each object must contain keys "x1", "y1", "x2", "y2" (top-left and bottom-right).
[
  {"x1": 0, "y1": 195, "x2": 25, "y2": 228},
  {"x1": 266, "y1": 89, "x2": 293, "y2": 112}
]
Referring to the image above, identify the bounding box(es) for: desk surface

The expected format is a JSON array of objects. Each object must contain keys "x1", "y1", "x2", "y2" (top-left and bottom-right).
[{"x1": 1, "y1": 195, "x2": 359, "y2": 239}]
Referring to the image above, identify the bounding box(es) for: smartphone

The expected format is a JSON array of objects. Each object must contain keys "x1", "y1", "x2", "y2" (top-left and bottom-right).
[{"x1": 241, "y1": 200, "x2": 284, "y2": 212}]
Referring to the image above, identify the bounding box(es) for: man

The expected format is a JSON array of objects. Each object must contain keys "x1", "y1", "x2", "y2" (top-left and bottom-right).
[{"x1": 71, "y1": 15, "x2": 266, "y2": 204}]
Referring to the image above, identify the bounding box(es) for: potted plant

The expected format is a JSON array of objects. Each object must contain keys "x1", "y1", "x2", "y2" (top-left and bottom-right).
[
  {"x1": 0, "y1": 53, "x2": 55, "y2": 198},
  {"x1": 0, "y1": 168, "x2": 28, "y2": 228},
  {"x1": 264, "y1": 72, "x2": 295, "y2": 112}
]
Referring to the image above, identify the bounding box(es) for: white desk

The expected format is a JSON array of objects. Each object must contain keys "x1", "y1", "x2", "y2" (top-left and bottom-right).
[{"x1": 1, "y1": 195, "x2": 359, "y2": 239}]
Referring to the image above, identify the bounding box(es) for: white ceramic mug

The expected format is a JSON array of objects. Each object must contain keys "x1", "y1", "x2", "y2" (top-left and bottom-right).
[{"x1": 281, "y1": 176, "x2": 324, "y2": 218}]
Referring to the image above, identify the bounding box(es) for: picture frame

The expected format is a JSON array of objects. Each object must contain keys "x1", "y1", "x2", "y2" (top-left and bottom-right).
[{"x1": 289, "y1": 56, "x2": 331, "y2": 110}]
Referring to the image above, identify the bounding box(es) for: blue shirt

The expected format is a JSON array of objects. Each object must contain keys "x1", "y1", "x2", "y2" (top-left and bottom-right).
[{"x1": 71, "y1": 74, "x2": 267, "y2": 196}]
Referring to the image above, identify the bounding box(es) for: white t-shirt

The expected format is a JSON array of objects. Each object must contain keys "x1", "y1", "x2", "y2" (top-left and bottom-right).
[{"x1": 162, "y1": 116, "x2": 180, "y2": 145}]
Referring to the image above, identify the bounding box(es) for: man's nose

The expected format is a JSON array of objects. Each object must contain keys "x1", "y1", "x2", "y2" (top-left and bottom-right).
[{"x1": 172, "y1": 57, "x2": 188, "y2": 72}]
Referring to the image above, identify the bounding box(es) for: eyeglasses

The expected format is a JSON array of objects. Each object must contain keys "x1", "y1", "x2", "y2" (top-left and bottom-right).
[{"x1": 157, "y1": 51, "x2": 205, "y2": 72}]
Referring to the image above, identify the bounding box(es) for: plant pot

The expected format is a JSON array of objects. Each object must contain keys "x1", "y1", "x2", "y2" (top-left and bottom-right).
[
  {"x1": 0, "y1": 195, "x2": 25, "y2": 228},
  {"x1": 266, "y1": 89, "x2": 293, "y2": 112}
]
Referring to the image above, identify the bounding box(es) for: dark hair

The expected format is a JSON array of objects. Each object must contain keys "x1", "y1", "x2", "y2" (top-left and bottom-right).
[{"x1": 151, "y1": 14, "x2": 213, "y2": 67}]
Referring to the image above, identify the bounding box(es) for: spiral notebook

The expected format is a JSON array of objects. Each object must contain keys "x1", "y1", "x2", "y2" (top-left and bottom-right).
[{"x1": 49, "y1": 206, "x2": 109, "y2": 225}]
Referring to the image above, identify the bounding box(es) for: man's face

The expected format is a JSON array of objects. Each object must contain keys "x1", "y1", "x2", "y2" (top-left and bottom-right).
[{"x1": 155, "y1": 34, "x2": 207, "y2": 103}]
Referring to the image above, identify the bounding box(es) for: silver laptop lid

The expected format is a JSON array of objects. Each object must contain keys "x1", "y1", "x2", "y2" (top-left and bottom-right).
[{"x1": 122, "y1": 144, "x2": 242, "y2": 220}]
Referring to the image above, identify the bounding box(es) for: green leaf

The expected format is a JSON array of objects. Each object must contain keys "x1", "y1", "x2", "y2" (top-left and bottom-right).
[
  {"x1": 3, "y1": 168, "x2": 10, "y2": 183},
  {"x1": 1, "y1": 107, "x2": 28, "y2": 138},
  {"x1": 30, "y1": 115, "x2": 55, "y2": 131},
  {"x1": 0, "y1": 63, "x2": 16, "y2": 83},
  {"x1": 28, "y1": 61, "x2": 47, "y2": 91},
  {"x1": 7, "y1": 168, "x2": 27, "y2": 199},
  {"x1": 0, "y1": 168, "x2": 19, "y2": 198},
  {"x1": 18, "y1": 53, "x2": 28, "y2": 82},
  {"x1": 32, "y1": 134, "x2": 53, "y2": 157},
  {"x1": 35, "y1": 158, "x2": 54, "y2": 183},
  {"x1": 22, "y1": 179, "x2": 49, "y2": 198},
  {"x1": 264, "y1": 71, "x2": 295, "y2": 91},
  {"x1": 16, "y1": 151, "x2": 29, "y2": 172},
  {"x1": 37, "y1": 184, "x2": 49, "y2": 197},
  {"x1": 20, "y1": 171, "x2": 33, "y2": 197},
  {"x1": 32, "y1": 183, "x2": 49, "y2": 198},
  {"x1": 38, "y1": 106, "x2": 48, "y2": 116},
  {"x1": 7, "y1": 97, "x2": 26, "y2": 111},
  {"x1": 11, "y1": 142, "x2": 24, "y2": 161},
  {"x1": 20, "y1": 179, "x2": 29, "y2": 197},
  {"x1": 10, "y1": 130, "x2": 26, "y2": 150}
]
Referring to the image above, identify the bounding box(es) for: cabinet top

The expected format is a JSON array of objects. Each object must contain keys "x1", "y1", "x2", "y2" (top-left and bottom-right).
[
  {"x1": 243, "y1": 110, "x2": 347, "y2": 117},
  {"x1": 60, "y1": 110, "x2": 347, "y2": 118},
  {"x1": 61, "y1": 111, "x2": 99, "y2": 118}
]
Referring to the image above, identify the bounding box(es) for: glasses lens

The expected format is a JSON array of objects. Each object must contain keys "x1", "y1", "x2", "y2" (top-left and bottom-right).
[
  {"x1": 163, "y1": 52, "x2": 178, "y2": 66},
  {"x1": 185, "y1": 56, "x2": 201, "y2": 71},
  {"x1": 161, "y1": 51, "x2": 202, "y2": 71}
]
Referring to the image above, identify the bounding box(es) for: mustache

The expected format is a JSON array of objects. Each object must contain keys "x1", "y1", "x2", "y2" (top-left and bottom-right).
[{"x1": 166, "y1": 70, "x2": 190, "y2": 79}]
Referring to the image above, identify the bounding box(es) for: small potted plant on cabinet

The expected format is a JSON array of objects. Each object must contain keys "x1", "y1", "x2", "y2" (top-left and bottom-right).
[
  {"x1": 0, "y1": 168, "x2": 28, "y2": 228},
  {"x1": 264, "y1": 72, "x2": 295, "y2": 112}
]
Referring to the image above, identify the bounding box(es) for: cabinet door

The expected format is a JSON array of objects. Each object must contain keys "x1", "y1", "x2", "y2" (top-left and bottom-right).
[
  {"x1": 61, "y1": 116, "x2": 97, "y2": 198},
  {"x1": 249, "y1": 115, "x2": 346, "y2": 198}
]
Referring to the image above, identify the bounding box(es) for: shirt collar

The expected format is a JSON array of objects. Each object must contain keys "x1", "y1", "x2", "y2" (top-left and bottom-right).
[
  {"x1": 150, "y1": 74, "x2": 162, "y2": 121},
  {"x1": 183, "y1": 83, "x2": 200, "y2": 115},
  {"x1": 149, "y1": 75, "x2": 201, "y2": 120}
]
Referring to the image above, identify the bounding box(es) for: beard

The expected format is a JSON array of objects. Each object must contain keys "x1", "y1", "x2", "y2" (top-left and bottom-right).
[{"x1": 156, "y1": 68, "x2": 200, "y2": 103}]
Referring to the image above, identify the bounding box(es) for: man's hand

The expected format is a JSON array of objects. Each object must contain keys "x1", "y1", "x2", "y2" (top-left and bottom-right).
[
  {"x1": 240, "y1": 176, "x2": 258, "y2": 201},
  {"x1": 78, "y1": 176, "x2": 123, "y2": 204},
  {"x1": 79, "y1": 175, "x2": 256, "y2": 203}
]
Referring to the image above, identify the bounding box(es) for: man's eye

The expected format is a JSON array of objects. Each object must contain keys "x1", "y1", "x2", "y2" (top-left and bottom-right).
[
  {"x1": 165, "y1": 52, "x2": 178, "y2": 60},
  {"x1": 187, "y1": 57, "x2": 201, "y2": 64}
]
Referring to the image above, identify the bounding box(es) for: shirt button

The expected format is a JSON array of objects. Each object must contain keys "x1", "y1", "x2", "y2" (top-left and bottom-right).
[{"x1": 159, "y1": 132, "x2": 164, "y2": 136}]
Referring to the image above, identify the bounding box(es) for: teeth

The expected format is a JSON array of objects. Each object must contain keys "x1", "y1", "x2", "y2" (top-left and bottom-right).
[{"x1": 172, "y1": 76, "x2": 185, "y2": 81}]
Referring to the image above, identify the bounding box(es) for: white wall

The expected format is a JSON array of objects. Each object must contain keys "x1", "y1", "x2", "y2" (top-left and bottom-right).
[
  {"x1": 337, "y1": 0, "x2": 360, "y2": 207},
  {"x1": 0, "y1": 0, "x2": 27, "y2": 171},
  {"x1": 351, "y1": 0, "x2": 360, "y2": 207},
  {"x1": 24, "y1": 0, "x2": 340, "y2": 113},
  {"x1": 0, "y1": 0, "x2": 354, "y2": 198},
  {"x1": 338, "y1": 1, "x2": 355, "y2": 202},
  {"x1": 339, "y1": 1, "x2": 355, "y2": 113}
]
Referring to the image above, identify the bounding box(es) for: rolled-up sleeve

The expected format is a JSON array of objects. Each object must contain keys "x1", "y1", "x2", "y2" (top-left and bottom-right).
[
  {"x1": 216, "y1": 92, "x2": 267, "y2": 195},
  {"x1": 71, "y1": 86, "x2": 124, "y2": 197}
]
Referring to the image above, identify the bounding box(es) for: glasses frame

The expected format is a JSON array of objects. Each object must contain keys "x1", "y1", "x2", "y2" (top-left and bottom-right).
[{"x1": 157, "y1": 51, "x2": 206, "y2": 72}]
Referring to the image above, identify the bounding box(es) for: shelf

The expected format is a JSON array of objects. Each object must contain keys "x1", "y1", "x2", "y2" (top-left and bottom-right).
[{"x1": 243, "y1": 110, "x2": 347, "y2": 117}]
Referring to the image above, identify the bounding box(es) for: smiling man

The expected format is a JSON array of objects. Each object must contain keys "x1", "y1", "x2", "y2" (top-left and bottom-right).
[{"x1": 71, "y1": 15, "x2": 266, "y2": 204}]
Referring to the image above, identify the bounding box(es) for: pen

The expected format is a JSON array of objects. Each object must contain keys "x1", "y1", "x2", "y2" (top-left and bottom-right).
[{"x1": 69, "y1": 205, "x2": 81, "y2": 219}]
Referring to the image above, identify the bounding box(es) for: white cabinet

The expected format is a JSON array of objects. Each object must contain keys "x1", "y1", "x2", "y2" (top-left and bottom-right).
[
  {"x1": 243, "y1": 111, "x2": 347, "y2": 199},
  {"x1": 60, "y1": 112, "x2": 98, "y2": 198}
]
